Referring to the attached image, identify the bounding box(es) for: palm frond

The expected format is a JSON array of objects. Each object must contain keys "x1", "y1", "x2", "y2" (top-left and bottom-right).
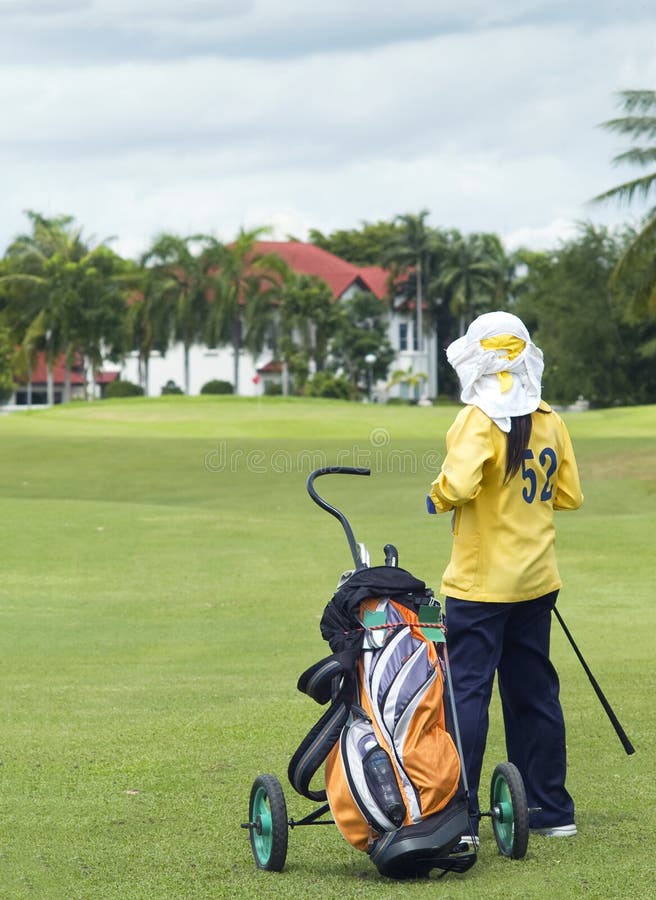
[
  {"x1": 612, "y1": 148, "x2": 656, "y2": 168},
  {"x1": 610, "y1": 212, "x2": 656, "y2": 292},
  {"x1": 593, "y1": 172, "x2": 656, "y2": 205},
  {"x1": 602, "y1": 115, "x2": 656, "y2": 139},
  {"x1": 618, "y1": 90, "x2": 656, "y2": 113},
  {"x1": 637, "y1": 334, "x2": 656, "y2": 358},
  {"x1": 0, "y1": 273, "x2": 46, "y2": 287},
  {"x1": 22, "y1": 309, "x2": 47, "y2": 349}
]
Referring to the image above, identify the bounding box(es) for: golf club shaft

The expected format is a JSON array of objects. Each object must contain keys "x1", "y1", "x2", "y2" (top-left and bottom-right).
[{"x1": 553, "y1": 607, "x2": 635, "y2": 755}]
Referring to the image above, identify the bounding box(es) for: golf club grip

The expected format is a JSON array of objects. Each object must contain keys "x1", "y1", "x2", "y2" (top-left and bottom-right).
[
  {"x1": 306, "y1": 467, "x2": 371, "y2": 569},
  {"x1": 554, "y1": 607, "x2": 635, "y2": 755},
  {"x1": 384, "y1": 544, "x2": 398, "y2": 566}
]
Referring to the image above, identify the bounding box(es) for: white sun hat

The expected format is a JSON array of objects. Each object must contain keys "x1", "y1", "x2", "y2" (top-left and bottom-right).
[{"x1": 446, "y1": 311, "x2": 544, "y2": 433}]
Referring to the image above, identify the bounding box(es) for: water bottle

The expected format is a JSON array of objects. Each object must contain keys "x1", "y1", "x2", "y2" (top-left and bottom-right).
[{"x1": 362, "y1": 745, "x2": 406, "y2": 827}]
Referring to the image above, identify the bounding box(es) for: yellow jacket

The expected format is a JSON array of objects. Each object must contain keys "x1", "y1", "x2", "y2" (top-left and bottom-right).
[{"x1": 429, "y1": 402, "x2": 583, "y2": 602}]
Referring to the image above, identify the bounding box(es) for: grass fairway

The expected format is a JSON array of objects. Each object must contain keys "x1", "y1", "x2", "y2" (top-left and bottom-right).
[{"x1": 0, "y1": 396, "x2": 654, "y2": 899}]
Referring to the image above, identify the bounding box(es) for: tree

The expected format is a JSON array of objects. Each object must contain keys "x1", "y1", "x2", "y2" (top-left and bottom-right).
[
  {"x1": 514, "y1": 224, "x2": 654, "y2": 406},
  {"x1": 594, "y1": 90, "x2": 656, "y2": 316},
  {"x1": 435, "y1": 232, "x2": 506, "y2": 336},
  {"x1": 205, "y1": 227, "x2": 281, "y2": 395},
  {"x1": 75, "y1": 244, "x2": 131, "y2": 396},
  {"x1": 142, "y1": 233, "x2": 223, "y2": 394},
  {"x1": 0, "y1": 211, "x2": 127, "y2": 403},
  {"x1": 1, "y1": 212, "x2": 82, "y2": 402},
  {"x1": 277, "y1": 273, "x2": 339, "y2": 391},
  {"x1": 238, "y1": 243, "x2": 289, "y2": 373},
  {"x1": 329, "y1": 291, "x2": 395, "y2": 394},
  {"x1": 386, "y1": 366, "x2": 428, "y2": 399},
  {"x1": 127, "y1": 261, "x2": 176, "y2": 394},
  {"x1": 309, "y1": 220, "x2": 405, "y2": 266},
  {"x1": 383, "y1": 212, "x2": 464, "y2": 398},
  {"x1": 0, "y1": 314, "x2": 14, "y2": 402},
  {"x1": 383, "y1": 210, "x2": 435, "y2": 355}
]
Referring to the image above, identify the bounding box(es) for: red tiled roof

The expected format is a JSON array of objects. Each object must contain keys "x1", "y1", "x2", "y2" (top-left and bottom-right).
[
  {"x1": 95, "y1": 371, "x2": 120, "y2": 384},
  {"x1": 252, "y1": 241, "x2": 390, "y2": 300},
  {"x1": 358, "y1": 265, "x2": 392, "y2": 299},
  {"x1": 257, "y1": 359, "x2": 283, "y2": 374},
  {"x1": 25, "y1": 353, "x2": 85, "y2": 385},
  {"x1": 16, "y1": 353, "x2": 118, "y2": 386}
]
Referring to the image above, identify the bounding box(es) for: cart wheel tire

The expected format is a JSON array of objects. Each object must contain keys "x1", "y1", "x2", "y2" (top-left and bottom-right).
[
  {"x1": 489, "y1": 762, "x2": 529, "y2": 859},
  {"x1": 248, "y1": 774, "x2": 288, "y2": 871}
]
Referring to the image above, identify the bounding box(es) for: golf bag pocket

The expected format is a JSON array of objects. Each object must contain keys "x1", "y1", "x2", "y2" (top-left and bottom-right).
[
  {"x1": 335, "y1": 718, "x2": 406, "y2": 838},
  {"x1": 325, "y1": 722, "x2": 394, "y2": 851}
]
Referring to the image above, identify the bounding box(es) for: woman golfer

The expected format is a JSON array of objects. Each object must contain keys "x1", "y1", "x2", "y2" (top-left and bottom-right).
[{"x1": 428, "y1": 311, "x2": 583, "y2": 841}]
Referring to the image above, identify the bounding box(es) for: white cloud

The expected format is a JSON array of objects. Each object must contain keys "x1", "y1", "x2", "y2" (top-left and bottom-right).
[
  {"x1": 504, "y1": 219, "x2": 579, "y2": 251},
  {"x1": 1, "y1": 0, "x2": 653, "y2": 65},
  {"x1": 1, "y1": 3, "x2": 655, "y2": 257}
]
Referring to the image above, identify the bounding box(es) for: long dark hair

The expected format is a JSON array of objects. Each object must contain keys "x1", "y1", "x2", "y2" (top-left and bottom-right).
[{"x1": 505, "y1": 413, "x2": 532, "y2": 482}]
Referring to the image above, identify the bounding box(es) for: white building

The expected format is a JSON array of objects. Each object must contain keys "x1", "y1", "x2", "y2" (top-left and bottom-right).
[
  {"x1": 2, "y1": 242, "x2": 434, "y2": 405},
  {"x1": 121, "y1": 241, "x2": 437, "y2": 401}
]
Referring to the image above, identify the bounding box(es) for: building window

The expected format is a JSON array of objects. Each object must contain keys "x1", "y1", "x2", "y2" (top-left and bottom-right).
[{"x1": 399, "y1": 321, "x2": 418, "y2": 351}]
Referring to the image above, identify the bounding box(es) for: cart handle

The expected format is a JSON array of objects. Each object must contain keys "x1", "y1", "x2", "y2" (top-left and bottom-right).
[{"x1": 306, "y1": 467, "x2": 371, "y2": 569}]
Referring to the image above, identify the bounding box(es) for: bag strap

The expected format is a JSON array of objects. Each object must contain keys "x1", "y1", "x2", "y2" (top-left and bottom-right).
[{"x1": 288, "y1": 652, "x2": 357, "y2": 801}]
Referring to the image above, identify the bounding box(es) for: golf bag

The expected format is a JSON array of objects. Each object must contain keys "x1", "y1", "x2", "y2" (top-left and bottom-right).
[{"x1": 288, "y1": 566, "x2": 471, "y2": 877}]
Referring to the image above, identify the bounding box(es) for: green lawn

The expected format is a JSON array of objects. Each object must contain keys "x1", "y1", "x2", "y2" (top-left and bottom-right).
[{"x1": 0, "y1": 396, "x2": 654, "y2": 899}]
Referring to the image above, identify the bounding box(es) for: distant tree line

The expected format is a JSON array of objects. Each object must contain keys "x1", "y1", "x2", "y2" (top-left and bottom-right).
[
  {"x1": 0, "y1": 217, "x2": 394, "y2": 402},
  {"x1": 0, "y1": 90, "x2": 655, "y2": 407}
]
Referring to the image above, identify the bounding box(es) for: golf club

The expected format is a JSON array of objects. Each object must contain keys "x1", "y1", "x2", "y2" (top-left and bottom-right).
[{"x1": 554, "y1": 606, "x2": 635, "y2": 755}]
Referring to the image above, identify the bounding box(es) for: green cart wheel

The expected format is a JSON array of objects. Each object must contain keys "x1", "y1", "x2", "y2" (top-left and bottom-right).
[
  {"x1": 247, "y1": 774, "x2": 289, "y2": 871},
  {"x1": 489, "y1": 762, "x2": 529, "y2": 859}
]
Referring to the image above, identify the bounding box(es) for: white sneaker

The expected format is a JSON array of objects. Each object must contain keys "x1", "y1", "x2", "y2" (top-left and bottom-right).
[{"x1": 531, "y1": 824, "x2": 577, "y2": 837}]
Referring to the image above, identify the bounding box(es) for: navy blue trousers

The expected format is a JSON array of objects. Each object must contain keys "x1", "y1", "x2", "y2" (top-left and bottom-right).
[{"x1": 445, "y1": 591, "x2": 574, "y2": 831}]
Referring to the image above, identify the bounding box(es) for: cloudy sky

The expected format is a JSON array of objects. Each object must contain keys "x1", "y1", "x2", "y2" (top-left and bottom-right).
[{"x1": 2, "y1": 0, "x2": 655, "y2": 260}]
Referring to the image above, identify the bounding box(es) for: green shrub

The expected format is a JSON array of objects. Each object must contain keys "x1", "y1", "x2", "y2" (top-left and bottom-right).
[
  {"x1": 105, "y1": 379, "x2": 144, "y2": 398},
  {"x1": 384, "y1": 397, "x2": 412, "y2": 406},
  {"x1": 264, "y1": 382, "x2": 282, "y2": 396},
  {"x1": 303, "y1": 372, "x2": 353, "y2": 400},
  {"x1": 200, "y1": 379, "x2": 234, "y2": 395},
  {"x1": 161, "y1": 380, "x2": 184, "y2": 395}
]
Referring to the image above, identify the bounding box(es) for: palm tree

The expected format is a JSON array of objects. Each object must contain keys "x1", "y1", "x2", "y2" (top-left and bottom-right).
[
  {"x1": 2, "y1": 213, "x2": 78, "y2": 402},
  {"x1": 0, "y1": 212, "x2": 122, "y2": 403},
  {"x1": 0, "y1": 314, "x2": 15, "y2": 403},
  {"x1": 205, "y1": 227, "x2": 281, "y2": 394},
  {"x1": 127, "y1": 263, "x2": 177, "y2": 394},
  {"x1": 383, "y1": 212, "x2": 457, "y2": 398},
  {"x1": 76, "y1": 245, "x2": 132, "y2": 397},
  {"x1": 594, "y1": 90, "x2": 656, "y2": 314},
  {"x1": 384, "y1": 210, "x2": 440, "y2": 352},
  {"x1": 435, "y1": 232, "x2": 504, "y2": 336},
  {"x1": 142, "y1": 233, "x2": 223, "y2": 394},
  {"x1": 385, "y1": 366, "x2": 427, "y2": 397}
]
